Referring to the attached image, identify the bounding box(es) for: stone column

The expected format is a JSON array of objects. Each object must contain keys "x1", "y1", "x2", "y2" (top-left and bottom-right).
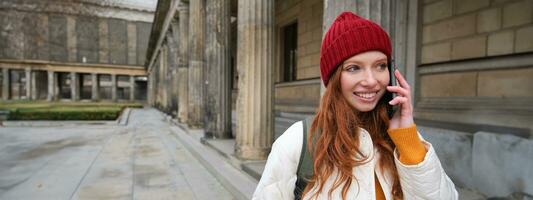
[
  {"x1": 2, "y1": 68, "x2": 9, "y2": 100},
  {"x1": 53, "y1": 73, "x2": 59, "y2": 100},
  {"x1": 322, "y1": 0, "x2": 392, "y2": 31},
  {"x1": 91, "y1": 73, "x2": 99, "y2": 101},
  {"x1": 394, "y1": 0, "x2": 419, "y2": 104},
  {"x1": 70, "y1": 72, "x2": 79, "y2": 101},
  {"x1": 25, "y1": 68, "x2": 31, "y2": 100},
  {"x1": 187, "y1": 0, "x2": 206, "y2": 128},
  {"x1": 153, "y1": 71, "x2": 158, "y2": 106},
  {"x1": 156, "y1": 51, "x2": 163, "y2": 108},
  {"x1": 177, "y1": 4, "x2": 190, "y2": 123},
  {"x1": 130, "y1": 75, "x2": 135, "y2": 101},
  {"x1": 30, "y1": 71, "x2": 40, "y2": 100},
  {"x1": 204, "y1": 0, "x2": 232, "y2": 138},
  {"x1": 47, "y1": 70, "x2": 54, "y2": 101},
  {"x1": 148, "y1": 71, "x2": 154, "y2": 106},
  {"x1": 235, "y1": 0, "x2": 274, "y2": 160},
  {"x1": 160, "y1": 46, "x2": 168, "y2": 110},
  {"x1": 111, "y1": 74, "x2": 117, "y2": 101},
  {"x1": 168, "y1": 27, "x2": 179, "y2": 115}
]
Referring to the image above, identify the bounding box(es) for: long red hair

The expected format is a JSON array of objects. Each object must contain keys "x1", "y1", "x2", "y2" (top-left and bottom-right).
[{"x1": 302, "y1": 65, "x2": 403, "y2": 199}]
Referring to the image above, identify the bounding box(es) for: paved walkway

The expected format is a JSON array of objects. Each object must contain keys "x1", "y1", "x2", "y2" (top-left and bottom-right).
[{"x1": 0, "y1": 108, "x2": 234, "y2": 200}]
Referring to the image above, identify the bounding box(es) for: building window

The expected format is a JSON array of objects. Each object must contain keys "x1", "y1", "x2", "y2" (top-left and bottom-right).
[{"x1": 281, "y1": 22, "x2": 298, "y2": 82}]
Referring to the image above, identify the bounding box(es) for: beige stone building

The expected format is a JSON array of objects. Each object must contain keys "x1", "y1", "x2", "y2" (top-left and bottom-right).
[
  {"x1": 1, "y1": 0, "x2": 531, "y2": 198},
  {"x1": 0, "y1": 0, "x2": 154, "y2": 102},
  {"x1": 147, "y1": 0, "x2": 533, "y2": 197}
]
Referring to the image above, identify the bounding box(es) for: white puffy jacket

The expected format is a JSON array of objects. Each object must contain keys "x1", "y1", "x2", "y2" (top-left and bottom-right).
[{"x1": 253, "y1": 121, "x2": 458, "y2": 200}]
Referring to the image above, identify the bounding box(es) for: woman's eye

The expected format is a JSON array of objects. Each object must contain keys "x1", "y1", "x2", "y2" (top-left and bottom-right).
[
  {"x1": 377, "y1": 63, "x2": 387, "y2": 70},
  {"x1": 345, "y1": 65, "x2": 360, "y2": 72}
]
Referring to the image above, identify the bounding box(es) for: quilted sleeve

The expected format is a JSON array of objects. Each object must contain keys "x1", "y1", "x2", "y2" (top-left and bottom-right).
[
  {"x1": 394, "y1": 140, "x2": 459, "y2": 200},
  {"x1": 252, "y1": 121, "x2": 303, "y2": 200}
]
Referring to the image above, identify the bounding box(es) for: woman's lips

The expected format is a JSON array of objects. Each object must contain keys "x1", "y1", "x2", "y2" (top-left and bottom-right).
[{"x1": 353, "y1": 91, "x2": 378, "y2": 102}]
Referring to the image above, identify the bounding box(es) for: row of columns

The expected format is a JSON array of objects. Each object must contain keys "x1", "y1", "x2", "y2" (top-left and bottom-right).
[
  {"x1": 157, "y1": 0, "x2": 395, "y2": 160},
  {"x1": 1, "y1": 68, "x2": 136, "y2": 102},
  {"x1": 150, "y1": 0, "x2": 274, "y2": 159}
]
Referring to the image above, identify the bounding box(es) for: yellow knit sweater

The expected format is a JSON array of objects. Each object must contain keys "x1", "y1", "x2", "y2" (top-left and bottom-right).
[{"x1": 375, "y1": 124, "x2": 426, "y2": 200}]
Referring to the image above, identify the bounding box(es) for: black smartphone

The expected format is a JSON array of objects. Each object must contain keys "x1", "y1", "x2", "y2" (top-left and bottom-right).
[
  {"x1": 387, "y1": 59, "x2": 399, "y2": 118},
  {"x1": 390, "y1": 59, "x2": 398, "y2": 95}
]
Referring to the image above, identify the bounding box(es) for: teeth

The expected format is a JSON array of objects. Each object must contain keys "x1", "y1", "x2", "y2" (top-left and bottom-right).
[{"x1": 354, "y1": 92, "x2": 377, "y2": 99}]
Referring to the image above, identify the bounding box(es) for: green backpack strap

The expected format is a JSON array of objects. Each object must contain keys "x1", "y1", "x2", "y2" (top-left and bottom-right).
[{"x1": 294, "y1": 116, "x2": 316, "y2": 200}]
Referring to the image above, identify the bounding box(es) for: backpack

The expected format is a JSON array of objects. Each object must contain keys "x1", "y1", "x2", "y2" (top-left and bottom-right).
[{"x1": 294, "y1": 116, "x2": 318, "y2": 200}]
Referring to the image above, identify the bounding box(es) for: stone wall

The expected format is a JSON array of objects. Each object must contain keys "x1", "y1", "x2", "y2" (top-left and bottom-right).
[
  {"x1": 108, "y1": 19, "x2": 129, "y2": 65},
  {"x1": 275, "y1": 0, "x2": 323, "y2": 81},
  {"x1": 137, "y1": 22, "x2": 153, "y2": 66},
  {"x1": 421, "y1": 0, "x2": 533, "y2": 63},
  {"x1": 0, "y1": 2, "x2": 152, "y2": 66},
  {"x1": 417, "y1": 0, "x2": 533, "y2": 135},
  {"x1": 274, "y1": 0, "x2": 323, "y2": 113},
  {"x1": 0, "y1": 0, "x2": 151, "y2": 102},
  {"x1": 419, "y1": 0, "x2": 533, "y2": 101},
  {"x1": 420, "y1": 67, "x2": 533, "y2": 98},
  {"x1": 419, "y1": 126, "x2": 533, "y2": 198},
  {"x1": 274, "y1": 79, "x2": 321, "y2": 113},
  {"x1": 417, "y1": 1, "x2": 533, "y2": 194}
]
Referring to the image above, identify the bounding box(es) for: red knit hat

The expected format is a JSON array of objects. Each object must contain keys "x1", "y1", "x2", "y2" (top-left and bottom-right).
[{"x1": 320, "y1": 12, "x2": 392, "y2": 86}]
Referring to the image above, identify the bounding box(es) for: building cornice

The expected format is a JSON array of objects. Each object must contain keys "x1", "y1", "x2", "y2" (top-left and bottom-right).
[
  {"x1": 0, "y1": 0, "x2": 155, "y2": 22},
  {"x1": 0, "y1": 59, "x2": 146, "y2": 76},
  {"x1": 145, "y1": 0, "x2": 180, "y2": 73}
]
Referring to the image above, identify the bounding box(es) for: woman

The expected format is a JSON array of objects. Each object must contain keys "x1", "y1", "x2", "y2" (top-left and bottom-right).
[{"x1": 253, "y1": 12, "x2": 458, "y2": 200}]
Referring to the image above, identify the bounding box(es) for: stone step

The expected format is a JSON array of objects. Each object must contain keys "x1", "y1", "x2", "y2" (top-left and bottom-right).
[
  {"x1": 169, "y1": 124, "x2": 256, "y2": 200},
  {"x1": 275, "y1": 118, "x2": 297, "y2": 129},
  {"x1": 231, "y1": 111, "x2": 312, "y2": 140},
  {"x1": 276, "y1": 111, "x2": 312, "y2": 120},
  {"x1": 274, "y1": 128, "x2": 285, "y2": 139}
]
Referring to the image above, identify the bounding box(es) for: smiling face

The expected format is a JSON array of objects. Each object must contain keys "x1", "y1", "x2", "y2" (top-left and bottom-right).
[{"x1": 339, "y1": 51, "x2": 390, "y2": 112}]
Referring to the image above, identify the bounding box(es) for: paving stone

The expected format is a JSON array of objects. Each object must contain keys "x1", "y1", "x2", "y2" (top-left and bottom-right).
[{"x1": 0, "y1": 109, "x2": 234, "y2": 200}]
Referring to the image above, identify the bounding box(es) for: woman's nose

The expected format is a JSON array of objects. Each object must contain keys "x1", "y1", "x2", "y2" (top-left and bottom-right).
[{"x1": 361, "y1": 71, "x2": 378, "y2": 86}]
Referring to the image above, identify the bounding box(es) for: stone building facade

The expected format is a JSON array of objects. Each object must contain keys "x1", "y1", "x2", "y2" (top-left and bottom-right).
[
  {"x1": 147, "y1": 0, "x2": 533, "y2": 198},
  {"x1": 0, "y1": 0, "x2": 154, "y2": 102}
]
